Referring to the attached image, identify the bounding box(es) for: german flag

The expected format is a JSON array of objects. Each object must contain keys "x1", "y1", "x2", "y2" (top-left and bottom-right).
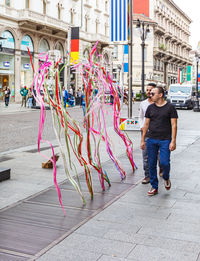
[{"x1": 70, "y1": 27, "x2": 79, "y2": 64}]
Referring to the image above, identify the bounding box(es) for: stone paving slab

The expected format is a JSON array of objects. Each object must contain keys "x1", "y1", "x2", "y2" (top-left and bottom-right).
[{"x1": 127, "y1": 244, "x2": 198, "y2": 261}]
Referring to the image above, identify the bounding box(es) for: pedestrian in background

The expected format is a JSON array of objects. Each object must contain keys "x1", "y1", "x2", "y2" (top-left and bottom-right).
[
  {"x1": 62, "y1": 86, "x2": 69, "y2": 108},
  {"x1": 27, "y1": 88, "x2": 33, "y2": 108},
  {"x1": 81, "y1": 92, "x2": 86, "y2": 116},
  {"x1": 20, "y1": 86, "x2": 28, "y2": 107},
  {"x1": 76, "y1": 87, "x2": 82, "y2": 105},
  {"x1": 4, "y1": 86, "x2": 11, "y2": 107},
  {"x1": 141, "y1": 86, "x2": 178, "y2": 196},
  {"x1": 139, "y1": 83, "x2": 155, "y2": 184}
]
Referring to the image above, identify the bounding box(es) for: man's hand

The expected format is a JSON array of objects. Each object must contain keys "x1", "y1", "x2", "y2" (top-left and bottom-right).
[
  {"x1": 169, "y1": 141, "x2": 176, "y2": 151},
  {"x1": 140, "y1": 140, "x2": 146, "y2": 150}
]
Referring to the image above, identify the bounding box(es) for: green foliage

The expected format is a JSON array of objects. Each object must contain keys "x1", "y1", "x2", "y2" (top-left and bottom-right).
[{"x1": 159, "y1": 43, "x2": 167, "y2": 51}]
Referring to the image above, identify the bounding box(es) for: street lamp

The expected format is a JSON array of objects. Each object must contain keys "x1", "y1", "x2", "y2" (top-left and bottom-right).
[
  {"x1": 136, "y1": 19, "x2": 150, "y2": 101},
  {"x1": 193, "y1": 52, "x2": 200, "y2": 112}
]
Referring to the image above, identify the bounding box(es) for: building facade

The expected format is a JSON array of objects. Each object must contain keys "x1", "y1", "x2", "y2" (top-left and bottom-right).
[
  {"x1": 151, "y1": 0, "x2": 192, "y2": 86},
  {"x1": 113, "y1": 0, "x2": 193, "y2": 93},
  {"x1": 0, "y1": 0, "x2": 111, "y2": 102}
]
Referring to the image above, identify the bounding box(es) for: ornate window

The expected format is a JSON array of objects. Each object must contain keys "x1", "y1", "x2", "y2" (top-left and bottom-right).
[
  {"x1": 85, "y1": 14, "x2": 89, "y2": 33},
  {"x1": 70, "y1": 8, "x2": 75, "y2": 24},
  {"x1": 43, "y1": 0, "x2": 47, "y2": 15},
  {"x1": 58, "y1": 3, "x2": 62, "y2": 19},
  {"x1": 95, "y1": 18, "x2": 100, "y2": 34},
  {"x1": 105, "y1": 0, "x2": 108, "y2": 12},
  {"x1": 5, "y1": 0, "x2": 10, "y2": 7},
  {"x1": 25, "y1": 0, "x2": 29, "y2": 8}
]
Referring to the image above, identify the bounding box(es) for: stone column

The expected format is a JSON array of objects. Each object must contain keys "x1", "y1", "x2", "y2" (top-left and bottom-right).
[
  {"x1": 34, "y1": 53, "x2": 39, "y2": 75},
  {"x1": 164, "y1": 62, "x2": 168, "y2": 86},
  {"x1": 14, "y1": 50, "x2": 21, "y2": 103}
]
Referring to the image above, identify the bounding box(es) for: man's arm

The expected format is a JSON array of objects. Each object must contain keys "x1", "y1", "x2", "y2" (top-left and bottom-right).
[
  {"x1": 140, "y1": 118, "x2": 150, "y2": 150},
  {"x1": 169, "y1": 118, "x2": 177, "y2": 151},
  {"x1": 138, "y1": 103, "x2": 144, "y2": 130}
]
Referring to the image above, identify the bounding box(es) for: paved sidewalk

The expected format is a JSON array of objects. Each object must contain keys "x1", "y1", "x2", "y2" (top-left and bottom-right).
[{"x1": 0, "y1": 108, "x2": 200, "y2": 260}]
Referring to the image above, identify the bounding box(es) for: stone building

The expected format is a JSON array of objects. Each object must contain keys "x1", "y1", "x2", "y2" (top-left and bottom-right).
[
  {"x1": 152, "y1": 0, "x2": 192, "y2": 86},
  {"x1": 113, "y1": 0, "x2": 193, "y2": 93},
  {"x1": 0, "y1": 0, "x2": 111, "y2": 102}
]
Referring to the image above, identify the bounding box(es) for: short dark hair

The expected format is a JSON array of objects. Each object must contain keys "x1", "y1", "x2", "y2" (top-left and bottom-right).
[
  {"x1": 154, "y1": 86, "x2": 164, "y2": 97},
  {"x1": 148, "y1": 83, "x2": 156, "y2": 88}
]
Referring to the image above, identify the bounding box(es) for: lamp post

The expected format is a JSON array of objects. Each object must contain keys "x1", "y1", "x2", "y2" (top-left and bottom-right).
[
  {"x1": 136, "y1": 19, "x2": 150, "y2": 101},
  {"x1": 193, "y1": 53, "x2": 200, "y2": 112}
]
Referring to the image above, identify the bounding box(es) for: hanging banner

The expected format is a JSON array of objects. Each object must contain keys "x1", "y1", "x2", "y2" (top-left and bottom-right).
[
  {"x1": 111, "y1": 0, "x2": 128, "y2": 42},
  {"x1": 187, "y1": 66, "x2": 191, "y2": 82}
]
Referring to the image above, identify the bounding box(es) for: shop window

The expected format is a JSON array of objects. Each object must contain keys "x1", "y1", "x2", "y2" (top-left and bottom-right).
[
  {"x1": 0, "y1": 31, "x2": 15, "y2": 101},
  {"x1": 5, "y1": 0, "x2": 10, "y2": 7}
]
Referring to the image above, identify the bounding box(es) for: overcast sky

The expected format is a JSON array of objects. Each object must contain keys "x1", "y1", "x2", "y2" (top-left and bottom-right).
[{"x1": 173, "y1": 0, "x2": 200, "y2": 50}]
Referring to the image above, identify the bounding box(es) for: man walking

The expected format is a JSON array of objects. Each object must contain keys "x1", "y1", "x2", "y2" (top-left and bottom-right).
[
  {"x1": 139, "y1": 83, "x2": 155, "y2": 184},
  {"x1": 140, "y1": 86, "x2": 178, "y2": 196}
]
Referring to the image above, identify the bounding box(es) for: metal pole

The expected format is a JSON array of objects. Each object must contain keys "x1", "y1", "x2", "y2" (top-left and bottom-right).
[
  {"x1": 141, "y1": 22, "x2": 145, "y2": 101},
  {"x1": 128, "y1": 0, "x2": 133, "y2": 118},
  {"x1": 193, "y1": 58, "x2": 200, "y2": 112}
]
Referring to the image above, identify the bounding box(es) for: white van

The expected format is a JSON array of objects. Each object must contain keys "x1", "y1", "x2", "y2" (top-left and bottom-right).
[{"x1": 167, "y1": 84, "x2": 195, "y2": 109}]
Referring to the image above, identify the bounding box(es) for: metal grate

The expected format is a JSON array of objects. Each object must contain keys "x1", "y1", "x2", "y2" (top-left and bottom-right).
[{"x1": 0, "y1": 152, "x2": 143, "y2": 260}]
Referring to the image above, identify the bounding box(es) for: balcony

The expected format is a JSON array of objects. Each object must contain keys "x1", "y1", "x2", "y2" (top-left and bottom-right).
[
  {"x1": 186, "y1": 43, "x2": 192, "y2": 51},
  {"x1": 154, "y1": 24, "x2": 165, "y2": 35},
  {"x1": 165, "y1": 32, "x2": 172, "y2": 40},
  {"x1": 80, "y1": 31, "x2": 109, "y2": 48},
  {"x1": 0, "y1": 4, "x2": 19, "y2": 18},
  {"x1": 153, "y1": 46, "x2": 167, "y2": 58},
  {"x1": 0, "y1": 5, "x2": 69, "y2": 34},
  {"x1": 18, "y1": 10, "x2": 69, "y2": 34}
]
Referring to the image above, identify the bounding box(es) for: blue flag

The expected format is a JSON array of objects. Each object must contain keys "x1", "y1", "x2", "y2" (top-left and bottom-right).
[{"x1": 111, "y1": 0, "x2": 128, "y2": 42}]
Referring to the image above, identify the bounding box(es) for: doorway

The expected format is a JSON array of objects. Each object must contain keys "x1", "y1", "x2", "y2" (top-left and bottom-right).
[{"x1": 0, "y1": 75, "x2": 9, "y2": 101}]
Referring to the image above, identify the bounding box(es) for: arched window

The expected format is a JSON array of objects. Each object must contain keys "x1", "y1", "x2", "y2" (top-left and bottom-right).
[
  {"x1": 1, "y1": 31, "x2": 15, "y2": 49},
  {"x1": 103, "y1": 53, "x2": 109, "y2": 66},
  {"x1": 21, "y1": 35, "x2": 34, "y2": 52},
  {"x1": 83, "y1": 49, "x2": 89, "y2": 63},
  {"x1": 39, "y1": 39, "x2": 49, "y2": 53},
  {"x1": 55, "y1": 42, "x2": 64, "y2": 57}
]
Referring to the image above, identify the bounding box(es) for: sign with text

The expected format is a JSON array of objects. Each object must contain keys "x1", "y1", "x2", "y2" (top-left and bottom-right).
[{"x1": 119, "y1": 117, "x2": 140, "y2": 131}]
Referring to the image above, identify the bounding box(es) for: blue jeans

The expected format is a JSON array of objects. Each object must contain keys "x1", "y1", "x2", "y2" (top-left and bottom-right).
[{"x1": 146, "y1": 138, "x2": 171, "y2": 189}]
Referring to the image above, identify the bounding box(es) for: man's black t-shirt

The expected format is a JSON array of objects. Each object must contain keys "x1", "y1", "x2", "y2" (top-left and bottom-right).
[{"x1": 145, "y1": 102, "x2": 178, "y2": 140}]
